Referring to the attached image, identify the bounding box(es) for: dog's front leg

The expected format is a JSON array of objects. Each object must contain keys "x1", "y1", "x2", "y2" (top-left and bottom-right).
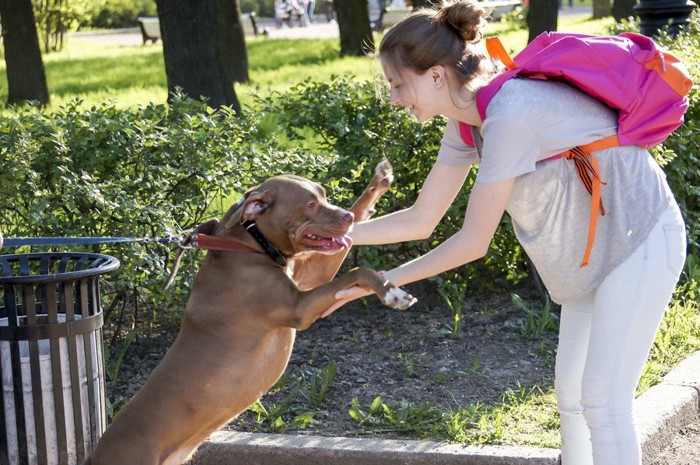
[
  {"x1": 286, "y1": 266, "x2": 416, "y2": 330},
  {"x1": 348, "y1": 158, "x2": 394, "y2": 223}
]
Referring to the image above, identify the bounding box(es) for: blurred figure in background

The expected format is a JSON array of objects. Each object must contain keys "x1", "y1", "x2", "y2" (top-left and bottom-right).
[
  {"x1": 324, "y1": 0, "x2": 335, "y2": 22},
  {"x1": 306, "y1": 0, "x2": 316, "y2": 23}
]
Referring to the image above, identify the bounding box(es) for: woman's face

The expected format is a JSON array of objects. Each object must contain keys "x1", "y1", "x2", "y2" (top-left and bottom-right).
[{"x1": 382, "y1": 62, "x2": 445, "y2": 124}]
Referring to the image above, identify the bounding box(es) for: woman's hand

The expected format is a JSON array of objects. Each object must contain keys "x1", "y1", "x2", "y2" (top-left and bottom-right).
[{"x1": 321, "y1": 285, "x2": 372, "y2": 318}]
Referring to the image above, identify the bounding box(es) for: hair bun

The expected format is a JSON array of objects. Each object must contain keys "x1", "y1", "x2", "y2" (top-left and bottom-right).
[{"x1": 434, "y1": 0, "x2": 488, "y2": 43}]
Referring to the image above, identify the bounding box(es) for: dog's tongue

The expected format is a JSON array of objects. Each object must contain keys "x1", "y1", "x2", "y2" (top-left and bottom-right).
[{"x1": 335, "y1": 234, "x2": 353, "y2": 250}]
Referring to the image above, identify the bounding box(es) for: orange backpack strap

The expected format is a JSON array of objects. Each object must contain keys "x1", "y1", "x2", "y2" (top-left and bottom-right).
[
  {"x1": 485, "y1": 37, "x2": 517, "y2": 70},
  {"x1": 565, "y1": 134, "x2": 622, "y2": 268},
  {"x1": 578, "y1": 134, "x2": 619, "y2": 154}
]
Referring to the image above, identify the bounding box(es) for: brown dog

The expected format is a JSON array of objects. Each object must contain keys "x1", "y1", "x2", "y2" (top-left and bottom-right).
[{"x1": 86, "y1": 160, "x2": 415, "y2": 465}]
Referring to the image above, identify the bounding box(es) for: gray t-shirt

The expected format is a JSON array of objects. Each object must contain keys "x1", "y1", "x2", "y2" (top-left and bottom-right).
[{"x1": 437, "y1": 79, "x2": 674, "y2": 303}]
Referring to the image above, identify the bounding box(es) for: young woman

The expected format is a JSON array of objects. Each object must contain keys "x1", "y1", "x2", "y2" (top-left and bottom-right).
[{"x1": 325, "y1": 1, "x2": 687, "y2": 464}]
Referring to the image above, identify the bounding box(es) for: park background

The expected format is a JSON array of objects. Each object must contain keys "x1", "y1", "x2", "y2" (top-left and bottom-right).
[{"x1": 0, "y1": 0, "x2": 698, "y2": 456}]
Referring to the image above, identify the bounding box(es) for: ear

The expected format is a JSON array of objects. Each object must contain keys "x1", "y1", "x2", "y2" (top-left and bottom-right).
[
  {"x1": 241, "y1": 190, "x2": 274, "y2": 222},
  {"x1": 429, "y1": 65, "x2": 445, "y2": 83}
]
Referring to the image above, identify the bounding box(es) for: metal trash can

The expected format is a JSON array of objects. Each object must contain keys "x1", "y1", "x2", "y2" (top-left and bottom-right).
[{"x1": 0, "y1": 252, "x2": 120, "y2": 465}]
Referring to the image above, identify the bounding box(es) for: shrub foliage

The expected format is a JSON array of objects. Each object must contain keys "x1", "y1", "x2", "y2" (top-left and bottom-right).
[
  {"x1": 0, "y1": 14, "x2": 698, "y2": 318},
  {"x1": 0, "y1": 95, "x2": 331, "y2": 307}
]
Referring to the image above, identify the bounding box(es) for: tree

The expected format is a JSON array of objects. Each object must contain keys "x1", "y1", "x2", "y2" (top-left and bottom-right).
[
  {"x1": 155, "y1": 0, "x2": 248, "y2": 113},
  {"x1": 593, "y1": 0, "x2": 612, "y2": 18},
  {"x1": 0, "y1": 0, "x2": 49, "y2": 105},
  {"x1": 334, "y1": 0, "x2": 375, "y2": 56},
  {"x1": 33, "y1": 0, "x2": 95, "y2": 53},
  {"x1": 612, "y1": 0, "x2": 636, "y2": 21},
  {"x1": 527, "y1": 0, "x2": 558, "y2": 43}
]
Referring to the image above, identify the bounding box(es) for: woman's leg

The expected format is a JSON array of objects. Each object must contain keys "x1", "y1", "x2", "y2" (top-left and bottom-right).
[
  {"x1": 581, "y1": 205, "x2": 686, "y2": 464},
  {"x1": 556, "y1": 293, "x2": 595, "y2": 465},
  {"x1": 555, "y1": 204, "x2": 686, "y2": 464}
]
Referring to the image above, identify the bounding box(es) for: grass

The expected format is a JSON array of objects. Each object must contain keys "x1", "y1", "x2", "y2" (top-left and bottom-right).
[
  {"x1": 0, "y1": 11, "x2": 614, "y2": 111},
  {"x1": 241, "y1": 257, "x2": 699, "y2": 448},
  {"x1": 343, "y1": 385, "x2": 561, "y2": 446}
]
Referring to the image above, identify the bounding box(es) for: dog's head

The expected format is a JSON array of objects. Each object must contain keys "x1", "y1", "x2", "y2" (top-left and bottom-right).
[{"x1": 221, "y1": 175, "x2": 354, "y2": 257}]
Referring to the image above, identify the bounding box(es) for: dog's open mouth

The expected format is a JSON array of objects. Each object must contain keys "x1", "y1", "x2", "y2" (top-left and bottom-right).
[{"x1": 301, "y1": 232, "x2": 352, "y2": 252}]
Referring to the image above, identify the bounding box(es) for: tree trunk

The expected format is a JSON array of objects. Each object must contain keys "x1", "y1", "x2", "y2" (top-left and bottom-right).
[
  {"x1": 593, "y1": 0, "x2": 612, "y2": 18},
  {"x1": 527, "y1": 0, "x2": 558, "y2": 43},
  {"x1": 0, "y1": 0, "x2": 50, "y2": 105},
  {"x1": 335, "y1": 0, "x2": 375, "y2": 56},
  {"x1": 612, "y1": 0, "x2": 636, "y2": 21},
  {"x1": 155, "y1": 0, "x2": 247, "y2": 113}
]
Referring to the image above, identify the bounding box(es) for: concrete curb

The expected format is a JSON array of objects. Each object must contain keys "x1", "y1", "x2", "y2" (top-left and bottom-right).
[
  {"x1": 637, "y1": 351, "x2": 700, "y2": 464},
  {"x1": 194, "y1": 433, "x2": 559, "y2": 465},
  {"x1": 192, "y1": 351, "x2": 700, "y2": 465}
]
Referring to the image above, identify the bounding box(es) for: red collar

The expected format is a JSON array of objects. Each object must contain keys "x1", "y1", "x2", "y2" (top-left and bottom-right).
[
  {"x1": 179, "y1": 218, "x2": 289, "y2": 268},
  {"x1": 188, "y1": 233, "x2": 259, "y2": 253}
]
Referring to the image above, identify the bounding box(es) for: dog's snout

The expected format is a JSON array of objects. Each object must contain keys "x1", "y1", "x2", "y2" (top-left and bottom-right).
[{"x1": 341, "y1": 211, "x2": 354, "y2": 224}]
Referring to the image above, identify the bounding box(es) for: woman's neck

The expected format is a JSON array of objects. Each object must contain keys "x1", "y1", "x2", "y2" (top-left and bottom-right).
[
  {"x1": 443, "y1": 102, "x2": 481, "y2": 127},
  {"x1": 441, "y1": 82, "x2": 482, "y2": 126}
]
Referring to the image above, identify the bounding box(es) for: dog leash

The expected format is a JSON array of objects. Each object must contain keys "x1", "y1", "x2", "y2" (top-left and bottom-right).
[{"x1": 2, "y1": 235, "x2": 181, "y2": 248}]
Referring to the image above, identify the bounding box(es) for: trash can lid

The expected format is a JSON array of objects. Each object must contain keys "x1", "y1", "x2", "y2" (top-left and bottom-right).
[{"x1": 0, "y1": 252, "x2": 120, "y2": 284}]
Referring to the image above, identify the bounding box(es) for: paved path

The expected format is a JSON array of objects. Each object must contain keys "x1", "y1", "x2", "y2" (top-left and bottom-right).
[
  {"x1": 70, "y1": 5, "x2": 593, "y2": 46},
  {"x1": 70, "y1": 17, "x2": 341, "y2": 46}
]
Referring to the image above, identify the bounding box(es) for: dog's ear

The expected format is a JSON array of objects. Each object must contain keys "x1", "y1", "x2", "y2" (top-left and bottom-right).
[{"x1": 241, "y1": 190, "x2": 274, "y2": 221}]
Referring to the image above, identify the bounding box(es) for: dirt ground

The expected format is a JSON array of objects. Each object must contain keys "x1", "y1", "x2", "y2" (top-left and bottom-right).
[
  {"x1": 105, "y1": 277, "x2": 700, "y2": 463},
  {"x1": 106, "y1": 280, "x2": 558, "y2": 440}
]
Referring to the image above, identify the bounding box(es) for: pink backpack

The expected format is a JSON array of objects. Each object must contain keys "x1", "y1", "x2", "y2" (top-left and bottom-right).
[{"x1": 460, "y1": 32, "x2": 693, "y2": 267}]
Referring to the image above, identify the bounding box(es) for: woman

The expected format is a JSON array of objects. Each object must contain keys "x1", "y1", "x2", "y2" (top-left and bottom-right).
[{"x1": 325, "y1": 1, "x2": 687, "y2": 464}]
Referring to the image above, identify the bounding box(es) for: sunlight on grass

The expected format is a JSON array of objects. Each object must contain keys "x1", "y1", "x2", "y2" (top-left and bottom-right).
[
  {"x1": 441, "y1": 384, "x2": 561, "y2": 447},
  {"x1": 0, "y1": 11, "x2": 614, "y2": 112}
]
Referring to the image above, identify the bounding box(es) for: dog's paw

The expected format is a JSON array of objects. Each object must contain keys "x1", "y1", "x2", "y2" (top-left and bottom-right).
[
  {"x1": 371, "y1": 158, "x2": 394, "y2": 192},
  {"x1": 380, "y1": 286, "x2": 417, "y2": 310}
]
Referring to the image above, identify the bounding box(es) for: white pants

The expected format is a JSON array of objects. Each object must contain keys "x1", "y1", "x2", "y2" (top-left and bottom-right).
[{"x1": 555, "y1": 203, "x2": 686, "y2": 465}]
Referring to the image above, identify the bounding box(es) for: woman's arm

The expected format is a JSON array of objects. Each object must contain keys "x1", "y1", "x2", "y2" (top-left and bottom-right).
[
  {"x1": 351, "y1": 162, "x2": 471, "y2": 245},
  {"x1": 322, "y1": 178, "x2": 514, "y2": 316},
  {"x1": 383, "y1": 178, "x2": 514, "y2": 287}
]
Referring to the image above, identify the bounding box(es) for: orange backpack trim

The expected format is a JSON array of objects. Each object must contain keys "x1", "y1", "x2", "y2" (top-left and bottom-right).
[{"x1": 644, "y1": 52, "x2": 693, "y2": 97}]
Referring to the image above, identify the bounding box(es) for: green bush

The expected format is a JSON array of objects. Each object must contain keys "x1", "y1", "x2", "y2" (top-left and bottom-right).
[
  {"x1": 1, "y1": 12, "x2": 697, "y2": 317},
  {"x1": 655, "y1": 18, "x2": 700, "y2": 257},
  {"x1": 0, "y1": 94, "x2": 332, "y2": 309},
  {"x1": 88, "y1": 0, "x2": 158, "y2": 29}
]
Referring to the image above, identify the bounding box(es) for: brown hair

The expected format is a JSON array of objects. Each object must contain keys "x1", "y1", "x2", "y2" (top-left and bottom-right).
[{"x1": 378, "y1": 0, "x2": 498, "y2": 92}]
